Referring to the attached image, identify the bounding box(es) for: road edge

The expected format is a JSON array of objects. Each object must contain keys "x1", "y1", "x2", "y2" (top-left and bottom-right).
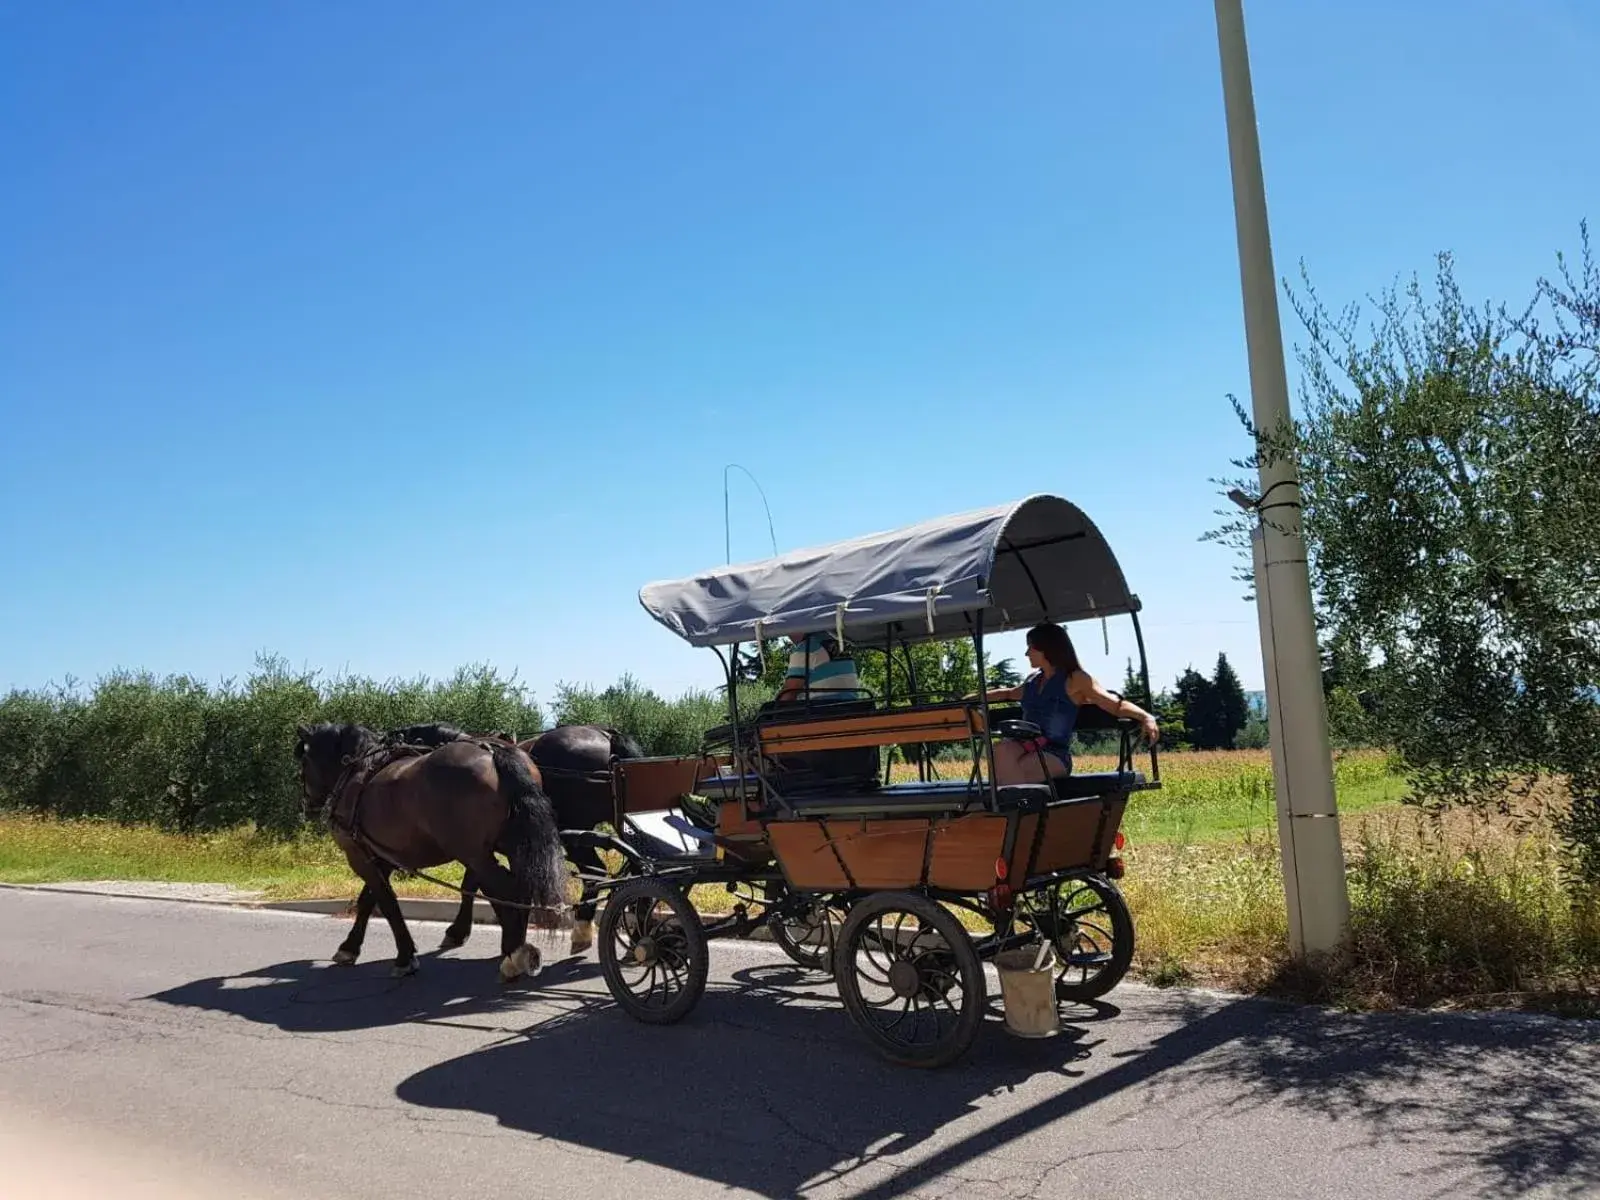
[{"x1": 0, "y1": 879, "x2": 776, "y2": 939}]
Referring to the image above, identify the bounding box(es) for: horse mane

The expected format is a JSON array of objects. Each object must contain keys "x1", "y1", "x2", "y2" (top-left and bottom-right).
[{"x1": 384, "y1": 722, "x2": 470, "y2": 748}]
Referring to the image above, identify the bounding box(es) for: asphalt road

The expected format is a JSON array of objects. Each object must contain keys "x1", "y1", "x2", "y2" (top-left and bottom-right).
[{"x1": 1, "y1": 888, "x2": 1597, "y2": 1200}]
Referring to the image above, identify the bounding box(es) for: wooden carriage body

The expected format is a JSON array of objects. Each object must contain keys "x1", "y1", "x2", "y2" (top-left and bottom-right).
[{"x1": 605, "y1": 694, "x2": 1152, "y2": 899}]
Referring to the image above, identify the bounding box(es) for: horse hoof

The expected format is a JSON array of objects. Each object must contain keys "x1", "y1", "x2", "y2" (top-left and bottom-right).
[
  {"x1": 390, "y1": 959, "x2": 419, "y2": 979},
  {"x1": 332, "y1": 948, "x2": 359, "y2": 966},
  {"x1": 440, "y1": 931, "x2": 466, "y2": 951},
  {"x1": 499, "y1": 944, "x2": 539, "y2": 983},
  {"x1": 569, "y1": 920, "x2": 594, "y2": 956}
]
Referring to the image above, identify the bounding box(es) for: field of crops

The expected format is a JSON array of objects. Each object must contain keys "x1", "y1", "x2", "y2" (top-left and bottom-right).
[{"x1": 888, "y1": 748, "x2": 1404, "y2": 843}]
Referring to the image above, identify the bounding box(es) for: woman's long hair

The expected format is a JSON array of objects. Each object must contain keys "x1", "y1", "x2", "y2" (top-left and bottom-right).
[{"x1": 1026, "y1": 622, "x2": 1081, "y2": 678}]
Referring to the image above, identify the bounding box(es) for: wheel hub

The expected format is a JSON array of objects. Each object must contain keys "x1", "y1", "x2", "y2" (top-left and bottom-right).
[
  {"x1": 887, "y1": 959, "x2": 920, "y2": 998},
  {"x1": 631, "y1": 937, "x2": 657, "y2": 966}
]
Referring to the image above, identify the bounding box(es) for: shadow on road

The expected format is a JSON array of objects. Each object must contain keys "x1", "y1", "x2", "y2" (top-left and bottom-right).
[
  {"x1": 1159, "y1": 997, "x2": 1600, "y2": 1200},
  {"x1": 149, "y1": 942, "x2": 1600, "y2": 1199},
  {"x1": 394, "y1": 960, "x2": 1147, "y2": 1198},
  {"x1": 148, "y1": 942, "x2": 604, "y2": 1035},
  {"x1": 392, "y1": 970, "x2": 1600, "y2": 1200}
]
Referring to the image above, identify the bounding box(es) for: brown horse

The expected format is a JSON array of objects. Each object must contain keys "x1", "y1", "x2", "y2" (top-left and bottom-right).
[{"x1": 295, "y1": 721, "x2": 568, "y2": 982}]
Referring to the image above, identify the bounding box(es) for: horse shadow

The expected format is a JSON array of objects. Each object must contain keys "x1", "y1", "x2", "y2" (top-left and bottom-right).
[{"x1": 147, "y1": 941, "x2": 605, "y2": 1036}]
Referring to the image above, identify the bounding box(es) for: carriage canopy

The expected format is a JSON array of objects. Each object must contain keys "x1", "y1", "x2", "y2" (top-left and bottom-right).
[{"x1": 638, "y1": 493, "x2": 1139, "y2": 650}]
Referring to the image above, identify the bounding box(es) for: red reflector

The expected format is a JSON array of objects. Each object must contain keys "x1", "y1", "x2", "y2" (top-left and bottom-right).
[
  {"x1": 994, "y1": 857, "x2": 1008, "y2": 881},
  {"x1": 1114, "y1": 831, "x2": 1126, "y2": 850},
  {"x1": 1106, "y1": 856, "x2": 1126, "y2": 880}
]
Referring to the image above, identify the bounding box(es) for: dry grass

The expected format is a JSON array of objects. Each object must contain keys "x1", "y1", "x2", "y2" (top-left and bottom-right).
[{"x1": 1123, "y1": 789, "x2": 1600, "y2": 1012}]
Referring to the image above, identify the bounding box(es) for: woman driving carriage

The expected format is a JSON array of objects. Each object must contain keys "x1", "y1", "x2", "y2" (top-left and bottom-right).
[{"x1": 977, "y1": 622, "x2": 1160, "y2": 784}]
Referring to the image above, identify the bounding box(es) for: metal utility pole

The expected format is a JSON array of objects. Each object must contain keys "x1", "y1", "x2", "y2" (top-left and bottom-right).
[{"x1": 1213, "y1": 0, "x2": 1350, "y2": 960}]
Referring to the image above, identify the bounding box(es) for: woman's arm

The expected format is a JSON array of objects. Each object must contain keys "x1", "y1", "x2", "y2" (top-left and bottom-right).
[{"x1": 1067, "y1": 671, "x2": 1160, "y2": 745}]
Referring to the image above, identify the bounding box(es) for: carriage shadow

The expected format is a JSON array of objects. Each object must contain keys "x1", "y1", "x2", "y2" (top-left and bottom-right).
[
  {"x1": 394, "y1": 960, "x2": 1122, "y2": 1197},
  {"x1": 392, "y1": 968, "x2": 1600, "y2": 1200},
  {"x1": 148, "y1": 942, "x2": 604, "y2": 1035}
]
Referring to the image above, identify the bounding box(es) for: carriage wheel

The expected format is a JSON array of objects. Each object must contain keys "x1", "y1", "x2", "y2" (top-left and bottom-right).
[
  {"x1": 1016, "y1": 875, "x2": 1135, "y2": 1003},
  {"x1": 833, "y1": 892, "x2": 985, "y2": 1069},
  {"x1": 598, "y1": 877, "x2": 709, "y2": 1025},
  {"x1": 768, "y1": 894, "x2": 846, "y2": 973}
]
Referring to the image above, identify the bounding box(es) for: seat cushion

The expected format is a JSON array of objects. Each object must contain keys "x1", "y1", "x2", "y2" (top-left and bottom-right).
[{"x1": 1052, "y1": 770, "x2": 1146, "y2": 799}]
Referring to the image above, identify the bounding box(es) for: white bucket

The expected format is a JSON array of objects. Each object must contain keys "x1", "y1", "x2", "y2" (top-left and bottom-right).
[{"x1": 993, "y1": 945, "x2": 1061, "y2": 1038}]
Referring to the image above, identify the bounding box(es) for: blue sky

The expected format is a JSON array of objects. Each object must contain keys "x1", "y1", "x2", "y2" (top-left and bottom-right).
[{"x1": 2, "y1": 1, "x2": 1596, "y2": 709}]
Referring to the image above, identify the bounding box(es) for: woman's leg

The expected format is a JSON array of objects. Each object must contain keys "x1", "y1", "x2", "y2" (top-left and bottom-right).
[
  {"x1": 993, "y1": 742, "x2": 1071, "y2": 785},
  {"x1": 993, "y1": 741, "x2": 1040, "y2": 784}
]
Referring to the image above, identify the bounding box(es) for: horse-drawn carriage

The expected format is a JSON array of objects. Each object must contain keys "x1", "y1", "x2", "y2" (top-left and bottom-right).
[{"x1": 570, "y1": 492, "x2": 1161, "y2": 1068}]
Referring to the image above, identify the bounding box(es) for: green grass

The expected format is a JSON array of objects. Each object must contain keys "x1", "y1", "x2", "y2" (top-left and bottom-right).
[
  {"x1": 0, "y1": 749, "x2": 1404, "y2": 898},
  {"x1": 0, "y1": 816, "x2": 458, "y2": 900}
]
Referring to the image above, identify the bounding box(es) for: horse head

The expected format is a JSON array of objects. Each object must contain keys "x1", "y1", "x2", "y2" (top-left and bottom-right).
[{"x1": 295, "y1": 722, "x2": 378, "y2": 818}]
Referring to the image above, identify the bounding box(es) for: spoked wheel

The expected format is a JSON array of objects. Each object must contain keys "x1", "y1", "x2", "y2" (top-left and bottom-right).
[
  {"x1": 768, "y1": 893, "x2": 846, "y2": 972},
  {"x1": 834, "y1": 892, "x2": 986, "y2": 1069},
  {"x1": 1014, "y1": 875, "x2": 1135, "y2": 1002},
  {"x1": 597, "y1": 877, "x2": 709, "y2": 1025}
]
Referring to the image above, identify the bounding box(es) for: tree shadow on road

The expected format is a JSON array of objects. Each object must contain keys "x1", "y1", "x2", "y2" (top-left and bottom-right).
[{"x1": 1144, "y1": 993, "x2": 1600, "y2": 1200}]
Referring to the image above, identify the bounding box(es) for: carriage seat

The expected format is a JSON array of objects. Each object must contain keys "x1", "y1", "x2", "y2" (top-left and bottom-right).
[{"x1": 753, "y1": 697, "x2": 882, "y2": 796}]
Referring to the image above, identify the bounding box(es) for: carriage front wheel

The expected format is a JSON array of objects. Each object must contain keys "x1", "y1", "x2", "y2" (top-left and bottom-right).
[
  {"x1": 598, "y1": 877, "x2": 709, "y2": 1025},
  {"x1": 833, "y1": 891, "x2": 985, "y2": 1069}
]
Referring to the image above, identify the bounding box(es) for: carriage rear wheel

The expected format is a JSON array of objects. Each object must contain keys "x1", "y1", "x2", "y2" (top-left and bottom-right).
[
  {"x1": 598, "y1": 877, "x2": 709, "y2": 1025},
  {"x1": 833, "y1": 892, "x2": 985, "y2": 1069},
  {"x1": 768, "y1": 893, "x2": 846, "y2": 973},
  {"x1": 1015, "y1": 875, "x2": 1135, "y2": 1003}
]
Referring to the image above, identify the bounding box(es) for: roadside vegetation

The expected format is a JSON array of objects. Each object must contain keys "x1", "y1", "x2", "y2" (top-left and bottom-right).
[{"x1": 2, "y1": 230, "x2": 1595, "y2": 1018}]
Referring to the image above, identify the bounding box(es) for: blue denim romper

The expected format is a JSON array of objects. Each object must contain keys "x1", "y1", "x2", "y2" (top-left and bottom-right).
[{"x1": 1020, "y1": 669, "x2": 1078, "y2": 763}]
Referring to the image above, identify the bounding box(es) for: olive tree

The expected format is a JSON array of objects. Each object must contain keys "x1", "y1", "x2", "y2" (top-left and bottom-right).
[{"x1": 1207, "y1": 225, "x2": 1600, "y2": 878}]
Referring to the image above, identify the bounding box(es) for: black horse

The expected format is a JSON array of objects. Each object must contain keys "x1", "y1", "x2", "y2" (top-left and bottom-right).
[
  {"x1": 382, "y1": 722, "x2": 644, "y2": 958},
  {"x1": 295, "y1": 722, "x2": 568, "y2": 981}
]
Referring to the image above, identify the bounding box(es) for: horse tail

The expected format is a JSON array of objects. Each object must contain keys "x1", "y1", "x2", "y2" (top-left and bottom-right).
[{"x1": 490, "y1": 744, "x2": 570, "y2": 931}]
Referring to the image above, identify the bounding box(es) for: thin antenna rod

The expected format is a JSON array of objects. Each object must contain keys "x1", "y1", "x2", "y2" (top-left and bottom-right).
[{"x1": 723, "y1": 463, "x2": 778, "y2": 564}]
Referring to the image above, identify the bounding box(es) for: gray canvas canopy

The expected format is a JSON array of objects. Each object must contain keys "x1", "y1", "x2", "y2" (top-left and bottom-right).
[{"x1": 638, "y1": 493, "x2": 1140, "y2": 650}]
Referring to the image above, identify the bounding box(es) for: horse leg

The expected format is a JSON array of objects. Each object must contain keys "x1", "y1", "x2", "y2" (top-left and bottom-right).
[
  {"x1": 441, "y1": 869, "x2": 478, "y2": 950},
  {"x1": 467, "y1": 858, "x2": 540, "y2": 983},
  {"x1": 333, "y1": 878, "x2": 386, "y2": 965},
  {"x1": 357, "y1": 863, "x2": 419, "y2": 977},
  {"x1": 566, "y1": 842, "x2": 606, "y2": 956}
]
